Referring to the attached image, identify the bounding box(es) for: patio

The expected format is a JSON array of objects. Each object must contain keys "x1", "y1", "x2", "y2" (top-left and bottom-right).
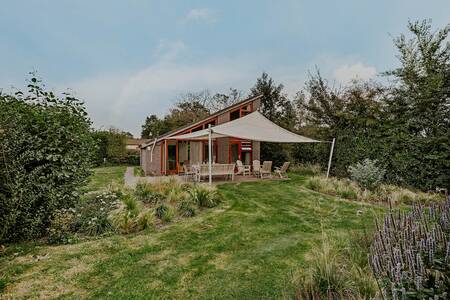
[{"x1": 124, "y1": 166, "x2": 287, "y2": 188}]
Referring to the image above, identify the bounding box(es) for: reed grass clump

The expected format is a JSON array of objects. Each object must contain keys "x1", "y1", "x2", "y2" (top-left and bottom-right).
[{"x1": 305, "y1": 176, "x2": 444, "y2": 205}]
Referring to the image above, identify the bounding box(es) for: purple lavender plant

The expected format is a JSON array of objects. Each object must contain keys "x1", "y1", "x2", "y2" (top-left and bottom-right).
[{"x1": 369, "y1": 199, "x2": 450, "y2": 299}]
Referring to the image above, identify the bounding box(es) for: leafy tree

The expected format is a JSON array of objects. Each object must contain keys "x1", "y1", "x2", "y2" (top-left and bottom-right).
[
  {"x1": 141, "y1": 114, "x2": 171, "y2": 139},
  {"x1": 0, "y1": 77, "x2": 95, "y2": 242},
  {"x1": 382, "y1": 20, "x2": 450, "y2": 189},
  {"x1": 165, "y1": 99, "x2": 209, "y2": 129},
  {"x1": 207, "y1": 88, "x2": 243, "y2": 112},
  {"x1": 293, "y1": 71, "x2": 385, "y2": 175},
  {"x1": 92, "y1": 129, "x2": 129, "y2": 165},
  {"x1": 250, "y1": 72, "x2": 297, "y2": 165}
]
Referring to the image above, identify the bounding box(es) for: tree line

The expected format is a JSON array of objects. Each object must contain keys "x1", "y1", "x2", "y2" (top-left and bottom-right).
[{"x1": 141, "y1": 20, "x2": 450, "y2": 191}]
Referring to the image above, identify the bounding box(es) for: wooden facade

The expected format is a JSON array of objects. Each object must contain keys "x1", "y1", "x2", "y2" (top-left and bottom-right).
[{"x1": 140, "y1": 95, "x2": 262, "y2": 176}]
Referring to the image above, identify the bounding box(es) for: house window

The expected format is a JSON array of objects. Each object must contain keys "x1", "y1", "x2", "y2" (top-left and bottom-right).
[
  {"x1": 230, "y1": 109, "x2": 240, "y2": 121},
  {"x1": 191, "y1": 125, "x2": 203, "y2": 132},
  {"x1": 204, "y1": 119, "x2": 216, "y2": 128}
]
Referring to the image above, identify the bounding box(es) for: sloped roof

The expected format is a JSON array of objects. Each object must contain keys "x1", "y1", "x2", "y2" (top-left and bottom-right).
[
  {"x1": 167, "y1": 111, "x2": 320, "y2": 143},
  {"x1": 141, "y1": 94, "x2": 263, "y2": 148}
]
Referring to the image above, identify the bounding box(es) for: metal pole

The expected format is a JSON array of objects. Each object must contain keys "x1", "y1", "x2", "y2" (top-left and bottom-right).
[
  {"x1": 326, "y1": 138, "x2": 335, "y2": 178},
  {"x1": 208, "y1": 124, "x2": 212, "y2": 185}
]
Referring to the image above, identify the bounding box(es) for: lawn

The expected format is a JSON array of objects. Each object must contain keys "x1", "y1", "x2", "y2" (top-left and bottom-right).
[
  {"x1": 82, "y1": 165, "x2": 127, "y2": 193},
  {"x1": 0, "y1": 174, "x2": 385, "y2": 299}
]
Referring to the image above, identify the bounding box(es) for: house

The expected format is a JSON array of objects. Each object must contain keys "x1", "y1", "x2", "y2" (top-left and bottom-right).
[{"x1": 140, "y1": 95, "x2": 263, "y2": 175}]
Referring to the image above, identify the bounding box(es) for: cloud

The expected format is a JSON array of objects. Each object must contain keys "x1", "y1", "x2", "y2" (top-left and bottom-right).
[
  {"x1": 67, "y1": 46, "x2": 257, "y2": 136},
  {"x1": 154, "y1": 40, "x2": 186, "y2": 62},
  {"x1": 184, "y1": 8, "x2": 216, "y2": 23},
  {"x1": 333, "y1": 63, "x2": 377, "y2": 83}
]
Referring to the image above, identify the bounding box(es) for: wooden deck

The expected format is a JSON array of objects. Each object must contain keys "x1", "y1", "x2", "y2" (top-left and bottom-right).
[{"x1": 124, "y1": 167, "x2": 285, "y2": 187}]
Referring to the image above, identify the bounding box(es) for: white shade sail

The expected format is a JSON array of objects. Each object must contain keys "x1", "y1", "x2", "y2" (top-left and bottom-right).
[{"x1": 167, "y1": 111, "x2": 320, "y2": 143}]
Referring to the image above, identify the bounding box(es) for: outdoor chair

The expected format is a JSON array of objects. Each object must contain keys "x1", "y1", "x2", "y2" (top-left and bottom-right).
[
  {"x1": 183, "y1": 164, "x2": 196, "y2": 182},
  {"x1": 275, "y1": 162, "x2": 290, "y2": 178},
  {"x1": 260, "y1": 161, "x2": 272, "y2": 178},
  {"x1": 252, "y1": 160, "x2": 261, "y2": 177},
  {"x1": 236, "y1": 160, "x2": 250, "y2": 176}
]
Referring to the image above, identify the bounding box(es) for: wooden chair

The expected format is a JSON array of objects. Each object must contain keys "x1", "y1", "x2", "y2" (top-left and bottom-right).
[
  {"x1": 260, "y1": 161, "x2": 272, "y2": 178},
  {"x1": 235, "y1": 160, "x2": 250, "y2": 176},
  {"x1": 183, "y1": 164, "x2": 196, "y2": 181},
  {"x1": 275, "y1": 162, "x2": 290, "y2": 178},
  {"x1": 253, "y1": 160, "x2": 261, "y2": 177}
]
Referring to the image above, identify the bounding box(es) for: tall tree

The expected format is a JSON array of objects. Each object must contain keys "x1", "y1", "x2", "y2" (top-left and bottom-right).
[
  {"x1": 141, "y1": 114, "x2": 171, "y2": 139},
  {"x1": 250, "y1": 72, "x2": 296, "y2": 165},
  {"x1": 250, "y1": 72, "x2": 296, "y2": 129},
  {"x1": 383, "y1": 20, "x2": 450, "y2": 189}
]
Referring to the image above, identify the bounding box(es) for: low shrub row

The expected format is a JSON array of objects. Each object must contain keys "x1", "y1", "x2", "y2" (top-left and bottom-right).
[
  {"x1": 290, "y1": 163, "x2": 324, "y2": 176},
  {"x1": 47, "y1": 179, "x2": 221, "y2": 243},
  {"x1": 305, "y1": 176, "x2": 444, "y2": 205}
]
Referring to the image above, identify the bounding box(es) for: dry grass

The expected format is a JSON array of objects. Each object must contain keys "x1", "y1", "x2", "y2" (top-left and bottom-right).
[{"x1": 305, "y1": 176, "x2": 444, "y2": 205}]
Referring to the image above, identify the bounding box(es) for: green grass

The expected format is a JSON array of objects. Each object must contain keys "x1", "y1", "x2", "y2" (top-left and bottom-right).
[
  {"x1": 82, "y1": 166, "x2": 127, "y2": 193},
  {"x1": 0, "y1": 175, "x2": 385, "y2": 299},
  {"x1": 134, "y1": 166, "x2": 145, "y2": 177}
]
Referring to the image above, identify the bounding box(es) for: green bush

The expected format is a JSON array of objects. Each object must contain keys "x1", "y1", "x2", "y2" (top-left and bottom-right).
[
  {"x1": 134, "y1": 182, "x2": 165, "y2": 204},
  {"x1": 348, "y1": 159, "x2": 385, "y2": 190},
  {"x1": 137, "y1": 208, "x2": 155, "y2": 230},
  {"x1": 47, "y1": 208, "x2": 77, "y2": 244},
  {"x1": 0, "y1": 78, "x2": 95, "y2": 243},
  {"x1": 177, "y1": 199, "x2": 197, "y2": 217},
  {"x1": 290, "y1": 163, "x2": 323, "y2": 176},
  {"x1": 73, "y1": 191, "x2": 120, "y2": 236},
  {"x1": 155, "y1": 204, "x2": 176, "y2": 223},
  {"x1": 188, "y1": 185, "x2": 221, "y2": 208}
]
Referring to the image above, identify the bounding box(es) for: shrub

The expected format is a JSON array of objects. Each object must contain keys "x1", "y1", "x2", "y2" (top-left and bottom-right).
[
  {"x1": 137, "y1": 208, "x2": 155, "y2": 230},
  {"x1": 348, "y1": 159, "x2": 385, "y2": 190},
  {"x1": 295, "y1": 231, "x2": 377, "y2": 300},
  {"x1": 47, "y1": 208, "x2": 77, "y2": 244},
  {"x1": 121, "y1": 193, "x2": 139, "y2": 215},
  {"x1": 369, "y1": 201, "x2": 450, "y2": 299},
  {"x1": 107, "y1": 192, "x2": 142, "y2": 234},
  {"x1": 0, "y1": 78, "x2": 95, "y2": 243},
  {"x1": 109, "y1": 209, "x2": 138, "y2": 234},
  {"x1": 177, "y1": 199, "x2": 197, "y2": 217},
  {"x1": 73, "y1": 191, "x2": 120, "y2": 236},
  {"x1": 134, "y1": 182, "x2": 164, "y2": 204},
  {"x1": 166, "y1": 189, "x2": 189, "y2": 204},
  {"x1": 290, "y1": 163, "x2": 323, "y2": 176},
  {"x1": 188, "y1": 185, "x2": 221, "y2": 208},
  {"x1": 155, "y1": 204, "x2": 176, "y2": 223},
  {"x1": 304, "y1": 177, "x2": 325, "y2": 192},
  {"x1": 336, "y1": 184, "x2": 358, "y2": 200},
  {"x1": 295, "y1": 235, "x2": 356, "y2": 299}
]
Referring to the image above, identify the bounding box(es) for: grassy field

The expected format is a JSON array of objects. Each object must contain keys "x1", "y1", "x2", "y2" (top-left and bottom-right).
[
  {"x1": 0, "y1": 174, "x2": 385, "y2": 299},
  {"x1": 82, "y1": 165, "x2": 127, "y2": 193}
]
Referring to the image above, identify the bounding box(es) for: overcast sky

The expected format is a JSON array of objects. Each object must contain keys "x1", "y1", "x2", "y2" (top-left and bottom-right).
[{"x1": 1, "y1": 1, "x2": 449, "y2": 136}]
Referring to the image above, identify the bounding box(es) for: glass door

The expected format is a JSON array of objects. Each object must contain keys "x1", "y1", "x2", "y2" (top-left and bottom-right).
[
  {"x1": 167, "y1": 144, "x2": 177, "y2": 173},
  {"x1": 230, "y1": 142, "x2": 240, "y2": 164}
]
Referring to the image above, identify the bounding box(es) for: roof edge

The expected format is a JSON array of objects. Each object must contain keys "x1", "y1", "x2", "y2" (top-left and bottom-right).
[{"x1": 141, "y1": 94, "x2": 263, "y2": 148}]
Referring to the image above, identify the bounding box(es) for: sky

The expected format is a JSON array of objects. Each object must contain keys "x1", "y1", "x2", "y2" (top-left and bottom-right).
[{"x1": 1, "y1": 1, "x2": 449, "y2": 136}]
